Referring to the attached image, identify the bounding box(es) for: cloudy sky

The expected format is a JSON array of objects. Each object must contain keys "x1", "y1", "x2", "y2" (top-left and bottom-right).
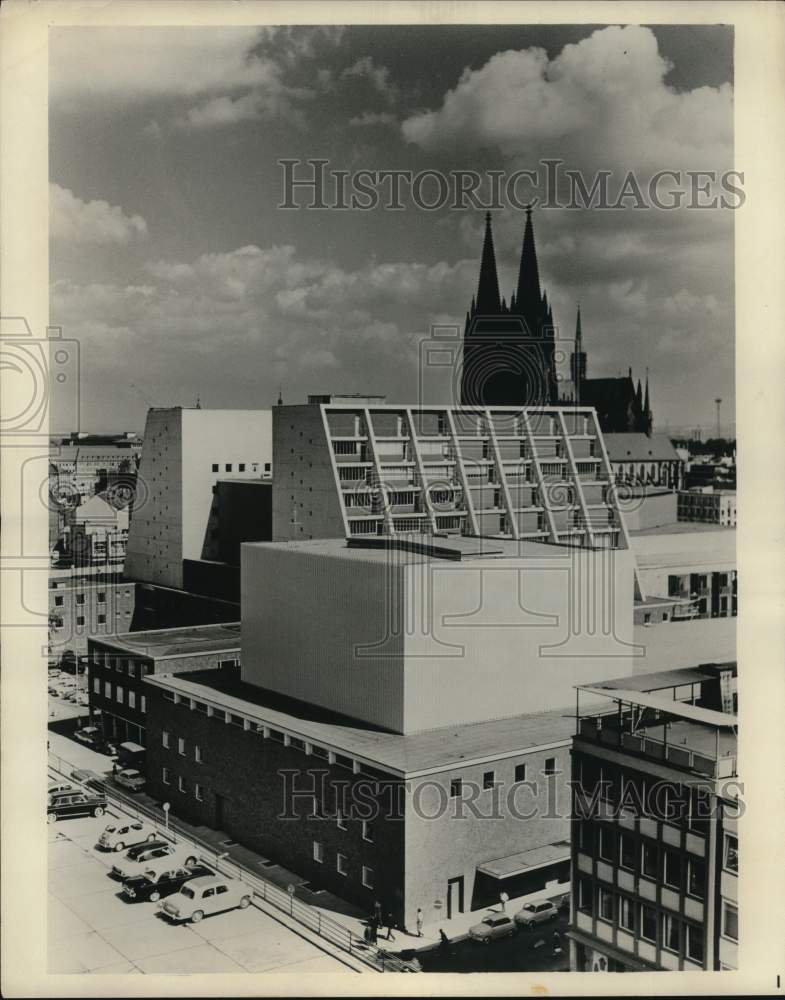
[{"x1": 50, "y1": 23, "x2": 735, "y2": 434}]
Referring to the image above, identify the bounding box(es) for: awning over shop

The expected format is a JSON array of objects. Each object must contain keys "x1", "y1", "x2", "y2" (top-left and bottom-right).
[{"x1": 476, "y1": 840, "x2": 571, "y2": 880}]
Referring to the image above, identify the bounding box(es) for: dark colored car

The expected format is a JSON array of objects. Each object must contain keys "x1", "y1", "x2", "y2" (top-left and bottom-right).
[
  {"x1": 122, "y1": 863, "x2": 213, "y2": 902},
  {"x1": 48, "y1": 789, "x2": 107, "y2": 823}
]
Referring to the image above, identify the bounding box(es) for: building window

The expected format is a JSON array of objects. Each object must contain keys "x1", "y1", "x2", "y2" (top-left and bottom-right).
[
  {"x1": 577, "y1": 877, "x2": 593, "y2": 915},
  {"x1": 662, "y1": 913, "x2": 680, "y2": 953},
  {"x1": 141, "y1": 695, "x2": 146, "y2": 713},
  {"x1": 336, "y1": 852, "x2": 347, "y2": 876},
  {"x1": 128, "y1": 691, "x2": 136, "y2": 709},
  {"x1": 239, "y1": 464, "x2": 246, "y2": 472},
  {"x1": 598, "y1": 826, "x2": 615, "y2": 862},
  {"x1": 104, "y1": 682, "x2": 111, "y2": 698},
  {"x1": 54, "y1": 595, "x2": 64, "y2": 607},
  {"x1": 641, "y1": 841, "x2": 658, "y2": 880},
  {"x1": 450, "y1": 778, "x2": 462, "y2": 798},
  {"x1": 362, "y1": 866, "x2": 374, "y2": 889},
  {"x1": 686, "y1": 924, "x2": 704, "y2": 964},
  {"x1": 688, "y1": 857, "x2": 705, "y2": 900},
  {"x1": 97, "y1": 614, "x2": 106, "y2": 624},
  {"x1": 178, "y1": 737, "x2": 185, "y2": 756},
  {"x1": 619, "y1": 833, "x2": 635, "y2": 870},
  {"x1": 162, "y1": 767, "x2": 170, "y2": 785},
  {"x1": 597, "y1": 887, "x2": 613, "y2": 923},
  {"x1": 544, "y1": 757, "x2": 556, "y2": 776},
  {"x1": 97, "y1": 592, "x2": 106, "y2": 604},
  {"x1": 663, "y1": 849, "x2": 682, "y2": 889},
  {"x1": 178, "y1": 775, "x2": 186, "y2": 793},
  {"x1": 195, "y1": 745, "x2": 202, "y2": 763},
  {"x1": 640, "y1": 904, "x2": 657, "y2": 943},
  {"x1": 724, "y1": 834, "x2": 738, "y2": 873},
  {"x1": 162, "y1": 731, "x2": 170, "y2": 748},
  {"x1": 212, "y1": 464, "x2": 219, "y2": 472},
  {"x1": 195, "y1": 783, "x2": 203, "y2": 802},
  {"x1": 619, "y1": 896, "x2": 634, "y2": 931},
  {"x1": 76, "y1": 593, "x2": 85, "y2": 605},
  {"x1": 313, "y1": 841, "x2": 324, "y2": 864},
  {"x1": 483, "y1": 770, "x2": 495, "y2": 790},
  {"x1": 76, "y1": 616, "x2": 85, "y2": 627},
  {"x1": 722, "y1": 902, "x2": 738, "y2": 941},
  {"x1": 93, "y1": 677, "x2": 100, "y2": 694},
  {"x1": 225, "y1": 464, "x2": 232, "y2": 472},
  {"x1": 264, "y1": 463, "x2": 271, "y2": 473},
  {"x1": 514, "y1": 763, "x2": 527, "y2": 782}
]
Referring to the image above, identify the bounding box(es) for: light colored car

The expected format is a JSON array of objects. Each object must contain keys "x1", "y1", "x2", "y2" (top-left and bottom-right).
[
  {"x1": 111, "y1": 842, "x2": 198, "y2": 881},
  {"x1": 159, "y1": 875, "x2": 252, "y2": 923},
  {"x1": 48, "y1": 780, "x2": 74, "y2": 797},
  {"x1": 513, "y1": 899, "x2": 559, "y2": 929},
  {"x1": 468, "y1": 913, "x2": 517, "y2": 943},
  {"x1": 114, "y1": 768, "x2": 146, "y2": 792},
  {"x1": 74, "y1": 725, "x2": 101, "y2": 744},
  {"x1": 98, "y1": 819, "x2": 158, "y2": 852}
]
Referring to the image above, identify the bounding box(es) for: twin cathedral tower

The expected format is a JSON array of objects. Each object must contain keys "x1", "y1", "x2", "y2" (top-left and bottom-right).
[{"x1": 460, "y1": 209, "x2": 653, "y2": 435}]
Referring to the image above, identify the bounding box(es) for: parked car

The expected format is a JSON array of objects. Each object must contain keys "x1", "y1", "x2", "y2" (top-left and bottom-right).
[
  {"x1": 111, "y1": 841, "x2": 198, "y2": 881},
  {"x1": 70, "y1": 768, "x2": 103, "y2": 786},
  {"x1": 468, "y1": 913, "x2": 517, "y2": 943},
  {"x1": 74, "y1": 725, "x2": 102, "y2": 745},
  {"x1": 114, "y1": 768, "x2": 146, "y2": 792},
  {"x1": 159, "y1": 875, "x2": 252, "y2": 923},
  {"x1": 122, "y1": 863, "x2": 213, "y2": 903},
  {"x1": 48, "y1": 789, "x2": 107, "y2": 823},
  {"x1": 514, "y1": 899, "x2": 559, "y2": 929},
  {"x1": 98, "y1": 819, "x2": 158, "y2": 852},
  {"x1": 48, "y1": 780, "x2": 74, "y2": 797}
]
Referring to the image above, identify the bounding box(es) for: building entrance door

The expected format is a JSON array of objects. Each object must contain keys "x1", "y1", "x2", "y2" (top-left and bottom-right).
[{"x1": 446, "y1": 876, "x2": 464, "y2": 919}]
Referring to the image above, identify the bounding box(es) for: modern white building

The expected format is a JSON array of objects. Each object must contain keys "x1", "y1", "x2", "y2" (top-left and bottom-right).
[
  {"x1": 678, "y1": 490, "x2": 737, "y2": 527},
  {"x1": 125, "y1": 407, "x2": 272, "y2": 590}
]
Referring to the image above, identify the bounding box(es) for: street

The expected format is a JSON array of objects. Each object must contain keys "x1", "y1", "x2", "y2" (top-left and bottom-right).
[{"x1": 399, "y1": 912, "x2": 570, "y2": 973}]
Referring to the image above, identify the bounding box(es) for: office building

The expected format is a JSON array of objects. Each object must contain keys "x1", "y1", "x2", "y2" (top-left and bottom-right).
[
  {"x1": 62, "y1": 492, "x2": 130, "y2": 568},
  {"x1": 568, "y1": 665, "x2": 739, "y2": 971},
  {"x1": 678, "y1": 490, "x2": 737, "y2": 527}
]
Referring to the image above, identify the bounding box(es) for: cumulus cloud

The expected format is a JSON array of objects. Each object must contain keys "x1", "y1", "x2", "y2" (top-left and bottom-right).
[
  {"x1": 50, "y1": 184, "x2": 148, "y2": 245},
  {"x1": 341, "y1": 56, "x2": 399, "y2": 104},
  {"x1": 402, "y1": 25, "x2": 732, "y2": 172},
  {"x1": 53, "y1": 243, "x2": 474, "y2": 425},
  {"x1": 51, "y1": 26, "x2": 341, "y2": 128}
]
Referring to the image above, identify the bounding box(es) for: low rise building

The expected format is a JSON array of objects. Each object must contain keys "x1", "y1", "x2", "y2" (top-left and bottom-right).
[
  {"x1": 87, "y1": 623, "x2": 241, "y2": 746},
  {"x1": 63, "y1": 492, "x2": 130, "y2": 568},
  {"x1": 678, "y1": 490, "x2": 737, "y2": 527},
  {"x1": 604, "y1": 433, "x2": 684, "y2": 492},
  {"x1": 568, "y1": 665, "x2": 739, "y2": 971},
  {"x1": 49, "y1": 569, "x2": 136, "y2": 660}
]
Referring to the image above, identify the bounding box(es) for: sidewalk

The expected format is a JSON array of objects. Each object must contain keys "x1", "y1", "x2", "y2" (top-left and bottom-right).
[{"x1": 318, "y1": 886, "x2": 570, "y2": 954}]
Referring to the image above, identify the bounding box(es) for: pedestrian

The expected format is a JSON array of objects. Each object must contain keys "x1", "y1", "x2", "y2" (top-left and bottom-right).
[
  {"x1": 363, "y1": 924, "x2": 372, "y2": 946},
  {"x1": 552, "y1": 929, "x2": 562, "y2": 956},
  {"x1": 439, "y1": 928, "x2": 450, "y2": 949},
  {"x1": 415, "y1": 908, "x2": 424, "y2": 937},
  {"x1": 112, "y1": 761, "x2": 118, "y2": 776},
  {"x1": 373, "y1": 899, "x2": 382, "y2": 925},
  {"x1": 385, "y1": 912, "x2": 396, "y2": 941},
  {"x1": 499, "y1": 890, "x2": 509, "y2": 912},
  {"x1": 369, "y1": 921, "x2": 378, "y2": 945}
]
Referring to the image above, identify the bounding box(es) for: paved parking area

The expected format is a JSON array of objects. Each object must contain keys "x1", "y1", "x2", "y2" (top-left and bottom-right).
[{"x1": 47, "y1": 812, "x2": 348, "y2": 974}]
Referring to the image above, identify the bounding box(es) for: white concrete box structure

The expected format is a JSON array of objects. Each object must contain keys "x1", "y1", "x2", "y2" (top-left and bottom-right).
[
  {"x1": 242, "y1": 535, "x2": 636, "y2": 734},
  {"x1": 125, "y1": 407, "x2": 272, "y2": 590}
]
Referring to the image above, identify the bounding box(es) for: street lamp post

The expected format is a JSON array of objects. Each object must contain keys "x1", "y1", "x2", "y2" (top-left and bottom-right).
[{"x1": 163, "y1": 801, "x2": 170, "y2": 836}]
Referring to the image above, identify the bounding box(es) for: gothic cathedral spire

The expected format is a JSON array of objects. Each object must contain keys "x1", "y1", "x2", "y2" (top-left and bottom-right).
[
  {"x1": 515, "y1": 206, "x2": 542, "y2": 333},
  {"x1": 475, "y1": 212, "x2": 502, "y2": 314}
]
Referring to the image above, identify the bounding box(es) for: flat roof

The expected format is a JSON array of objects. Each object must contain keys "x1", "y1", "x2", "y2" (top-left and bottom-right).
[
  {"x1": 477, "y1": 841, "x2": 571, "y2": 879},
  {"x1": 144, "y1": 669, "x2": 577, "y2": 776},
  {"x1": 91, "y1": 622, "x2": 241, "y2": 659},
  {"x1": 594, "y1": 664, "x2": 733, "y2": 693},
  {"x1": 630, "y1": 522, "x2": 735, "y2": 537},
  {"x1": 579, "y1": 684, "x2": 737, "y2": 728},
  {"x1": 246, "y1": 536, "x2": 594, "y2": 565},
  {"x1": 632, "y1": 618, "x2": 736, "y2": 675}
]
